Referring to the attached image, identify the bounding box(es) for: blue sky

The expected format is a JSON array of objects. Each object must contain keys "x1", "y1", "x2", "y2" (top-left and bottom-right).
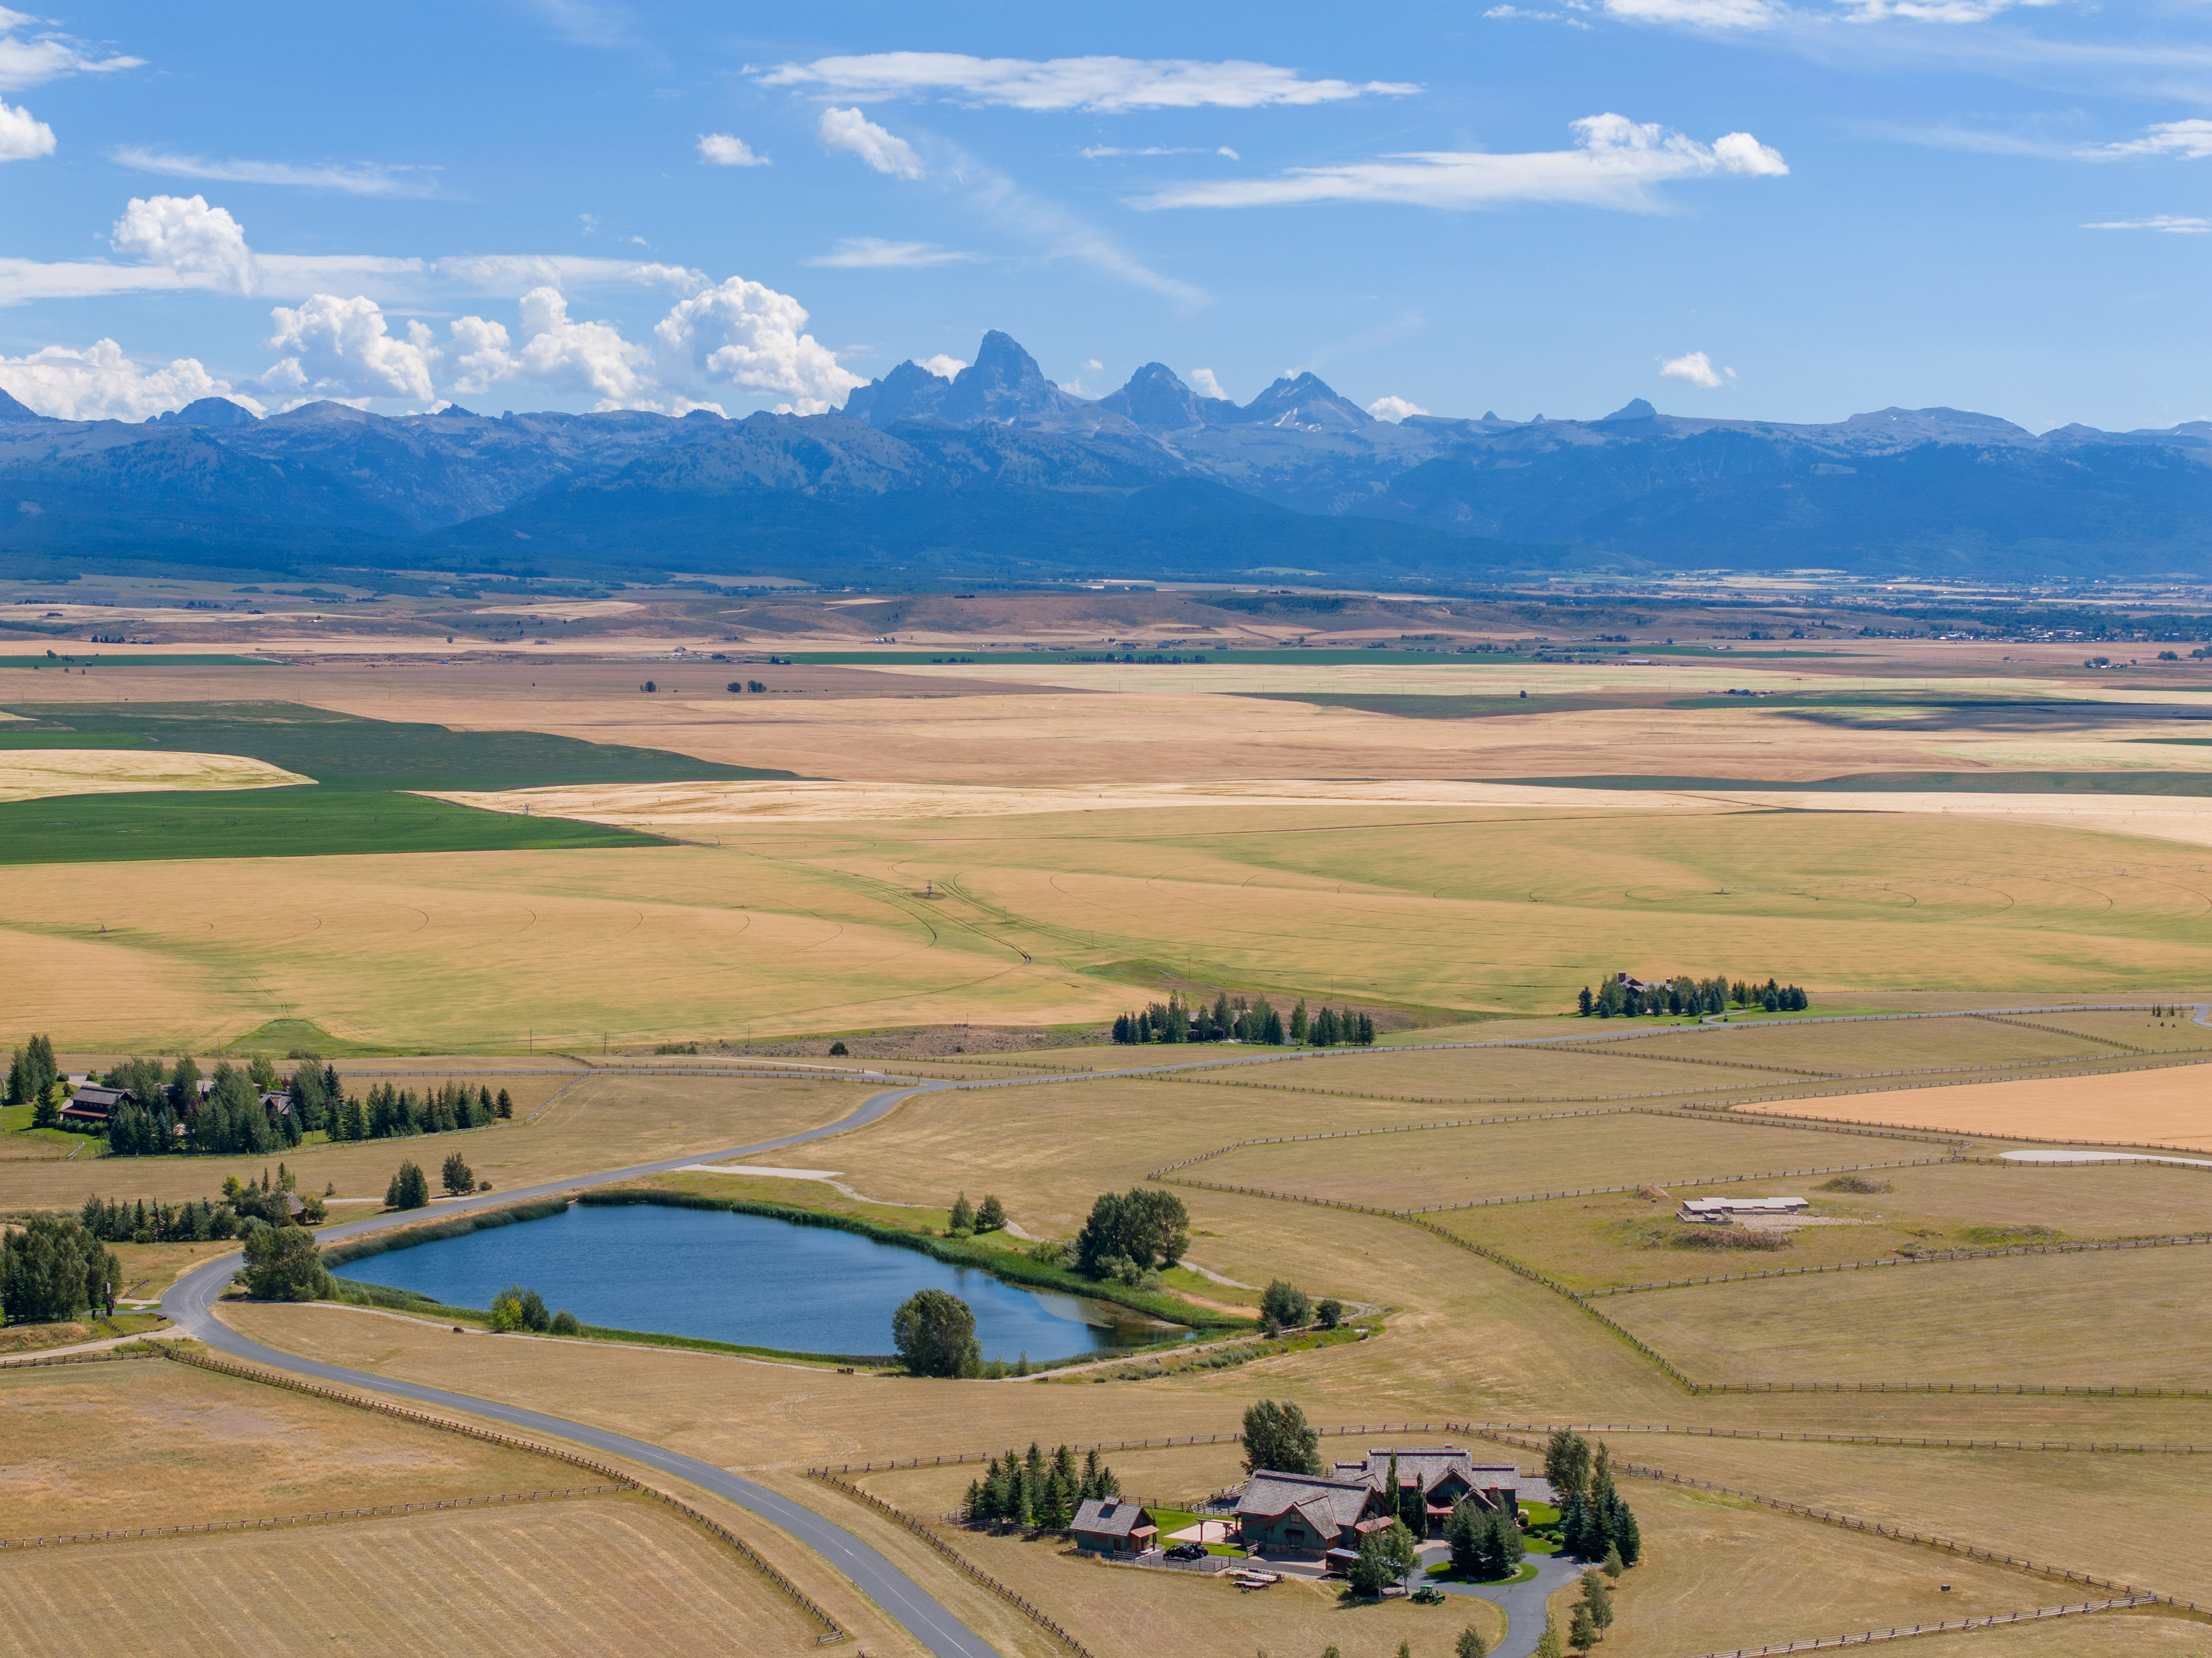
[{"x1": 0, "y1": 0, "x2": 2204, "y2": 432}]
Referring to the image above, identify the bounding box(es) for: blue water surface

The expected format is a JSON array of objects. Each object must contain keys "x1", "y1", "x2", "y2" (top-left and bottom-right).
[{"x1": 338, "y1": 1202, "x2": 1176, "y2": 1361}]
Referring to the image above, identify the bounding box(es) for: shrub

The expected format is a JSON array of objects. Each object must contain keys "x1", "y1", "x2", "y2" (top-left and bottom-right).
[
  {"x1": 828, "y1": 1041, "x2": 849, "y2": 1056},
  {"x1": 1817, "y1": 1175, "x2": 1890, "y2": 1194},
  {"x1": 549, "y1": 1309, "x2": 582, "y2": 1336},
  {"x1": 1669, "y1": 1225, "x2": 1788, "y2": 1251},
  {"x1": 384, "y1": 1161, "x2": 430, "y2": 1211},
  {"x1": 490, "y1": 1284, "x2": 552, "y2": 1333},
  {"x1": 1316, "y1": 1297, "x2": 1344, "y2": 1329}
]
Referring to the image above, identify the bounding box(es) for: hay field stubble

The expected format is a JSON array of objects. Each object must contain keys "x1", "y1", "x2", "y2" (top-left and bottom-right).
[
  {"x1": 0, "y1": 1355, "x2": 579, "y2": 1536},
  {"x1": 1601, "y1": 1242, "x2": 2212, "y2": 1386},
  {"x1": 0, "y1": 1495, "x2": 831, "y2": 1657},
  {"x1": 1745, "y1": 1064, "x2": 2212, "y2": 1149}
]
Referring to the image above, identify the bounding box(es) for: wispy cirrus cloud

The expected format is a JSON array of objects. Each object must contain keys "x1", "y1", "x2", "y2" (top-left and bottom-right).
[
  {"x1": 803, "y1": 238, "x2": 978, "y2": 269},
  {"x1": 1132, "y1": 114, "x2": 1787, "y2": 212},
  {"x1": 756, "y1": 52, "x2": 1419, "y2": 112},
  {"x1": 2083, "y1": 214, "x2": 2210, "y2": 233},
  {"x1": 0, "y1": 7, "x2": 143, "y2": 91},
  {"x1": 110, "y1": 145, "x2": 441, "y2": 196},
  {"x1": 1080, "y1": 145, "x2": 1241, "y2": 159}
]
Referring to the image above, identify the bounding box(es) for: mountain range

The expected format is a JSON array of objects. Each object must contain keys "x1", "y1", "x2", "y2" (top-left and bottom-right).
[{"x1": 3, "y1": 328, "x2": 2208, "y2": 587}]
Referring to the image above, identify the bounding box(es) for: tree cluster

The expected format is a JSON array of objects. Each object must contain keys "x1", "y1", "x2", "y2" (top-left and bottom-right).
[
  {"x1": 386, "y1": 1160, "x2": 432, "y2": 1210},
  {"x1": 6, "y1": 1034, "x2": 61, "y2": 1127},
  {"x1": 334, "y1": 1080, "x2": 505, "y2": 1143},
  {"x1": 1113, "y1": 993, "x2": 1285, "y2": 1045},
  {"x1": 489, "y1": 1283, "x2": 581, "y2": 1335},
  {"x1": 1259, "y1": 1279, "x2": 1312, "y2": 1331},
  {"x1": 1297, "y1": 1002, "x2": 1376, "y2": 1046},
  {"x1": 892, "y1": 1286, "x2": 981, "y2": 1377},
  {"x1": 241, "y1": 1223, "x2": 329, "y2": 1301},
  {"x1": 963, "y1": 1443, "x2": 1120, "y2": 1530},
  {"x1": 79, "y1": 1164, "x2": 322, "y2": 1246},
  {"x1": 1241, "y1": 1397, "x2": 1323, "y2": 1476},
  {"x1": 1346, "y1": 1519, "x2": 1419, "y2": 1598},
  {"x1": 1446, "y1": 1493, "x2": 1527, "y2": 1581},
  {"x1": 2, "y1": 1214, "x2": 120, "y2": 1324},
  {"x1": 1074, "y1": 1187, "x2": 1188, "y2": 1283},
  {"x1": 945, "y1": 1191, "x2": 1005, "y2": 1236},
  {"x1": 1577, "y1": 975, "x2": 1807, "y2": 1019},
  {"x1": 1545, "y1": 1430, "x2": 1641, "y2": 1567},
  {"x1": 1567, "y1": 1571, "x2": 1617, "y2": 1653}
]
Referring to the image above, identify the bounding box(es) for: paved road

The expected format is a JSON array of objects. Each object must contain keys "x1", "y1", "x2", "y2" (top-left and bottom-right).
[
  {"x1": 162, "y1": 1075, "x2": 1003, "y2": 1658},
  {"x1": 1413, "y1": 1545, "x2": 1584, "y2": 1658}
]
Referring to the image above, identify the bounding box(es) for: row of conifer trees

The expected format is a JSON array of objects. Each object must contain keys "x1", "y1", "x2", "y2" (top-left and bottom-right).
[
  {"x1": 329, "y1": 1081, "x2": 512, "y2": 1142},
  {"x1": 961, "y1": 1443, "x2": 1120, "y2": 1529},
  {"x1": 1112, "y1": 996, "x2": 1375, "y2": 1046},
  {"x1": 1577, "y1": 975, "x2": 1809, "y2": 1018}
]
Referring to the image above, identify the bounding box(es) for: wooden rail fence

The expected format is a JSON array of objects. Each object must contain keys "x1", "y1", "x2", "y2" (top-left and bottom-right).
[
  {"x1": 1586, "y1": 1231, "x2": 2212, "y2": 1296},
  {"x1": 1670, "y1": 1596, "x2": 2160, "y2": 1657}
]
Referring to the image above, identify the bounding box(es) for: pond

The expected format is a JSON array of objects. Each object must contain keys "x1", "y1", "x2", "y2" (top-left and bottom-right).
[{"x1": 337, "y1": 1202, "x2": 1188, "y2": 1362}]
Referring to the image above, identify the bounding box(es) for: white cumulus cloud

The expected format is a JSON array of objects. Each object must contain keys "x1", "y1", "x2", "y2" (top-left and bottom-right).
[
  {"x1": 2081, "y1": 119, "x2": 2212, "y2": 162},
  {"x1": 0, "y1": 9, "x2": 143, "y2": 92},
  {"x1": 110, "y1": 194, "x2": 262, "y2": 294},
  {"x1": 436, "y1": 314, "x2": 522, "y2": 394},
  {"x1": 1367, "y1": 394, "x2": 1429, "y2": 421},
  {"x1": 0, "y1": 337, "x2": 262, "y2": 421},
  {"x1": 697, "y1": 132, "x2": 767, "y2": 167},
  {"x1": 1189, "y1": 368, "x2": 1227, "y2": 399},
  {"x1": 2083, "y1": 215, "x2": 2211, "y2": 233},
  {"x1": 757, "y1": 52, "x2": 1419, "y2": 112},
  {"x1": 804, "y1": 237, "x2": 976, "y2": 268},
  {"x1": 0, "y1": 95, "x2": 51, "y2": 159},
  {"x1": 1133, "y1": 114, "x2": 1787, "y2": 211},
  {"x1": 263, "y1": 294, "x2": 436, "y2": 402},
  {"x1": 818, "y1": 107, "x2": 925, "y2": 179},
  {"x1": 652, "y1": 275, "x2": 862, "y2": 415},
  {"x1": 1660, "y1": 350, "x2": 1729, "y2": 388},
  {"x1": 917, "y1": 353, "x2": 966, "y2": 379},
  {"x1": 512, "y1": 286, "x2": 660, "y2": 410}
]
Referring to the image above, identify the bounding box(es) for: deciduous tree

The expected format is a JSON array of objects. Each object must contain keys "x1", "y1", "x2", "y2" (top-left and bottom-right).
[
  {"x1": 1241, "y1": 1398, "x2": 1322, "y2": 1476},
  {"x1": 892, "y1": 1287, "x2": 981, "y2": 1377}
]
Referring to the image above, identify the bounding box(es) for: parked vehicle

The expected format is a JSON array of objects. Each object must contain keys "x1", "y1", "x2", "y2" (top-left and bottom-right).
[{"x1": 1166, "y1": 1541, "x2": 1207, "y2": 1561}]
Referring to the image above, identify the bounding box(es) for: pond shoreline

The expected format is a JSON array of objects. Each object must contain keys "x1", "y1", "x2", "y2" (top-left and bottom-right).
[{"x1": 322, "y1": 1191, "x2": 1237, "y2": 1367}]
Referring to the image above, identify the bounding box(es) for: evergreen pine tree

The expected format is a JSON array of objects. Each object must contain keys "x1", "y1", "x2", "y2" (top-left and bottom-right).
[
  {"x1": 1568, "y1": 1605, "x2": 1597, "y2": 1653},
  {"x1": 977, "y1": 1193, "x2": 1006, "y2": 1231},
  {"x1": 1581, "y1": 1571, "x2": 1614, "y2": 1632},
  {"x1": 1290, "y1": 1001, "x2": 1308, "y2": 1042},
  {"x1": 1606, "y1": 1493, "x2": 1641, "y2": 1565},
  {"x1": 1602, "y1": 1543, "x2": 1624, "y2": 1578},
  {"x1": 1578, "y1": 986, "x2": 1594, "y2": 1016},
  {"x1": 1457, "y1": 1626, "x2": 1490, "y2": 1658}
]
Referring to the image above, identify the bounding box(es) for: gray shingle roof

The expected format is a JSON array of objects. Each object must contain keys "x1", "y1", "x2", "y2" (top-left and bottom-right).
[
  {"x1": 1237, "y1": 1472, "x2": 1378, "y2": 1535},
  {"x1": 1072, "y1": 1497, "x2": 1155, "y2": 1539}
]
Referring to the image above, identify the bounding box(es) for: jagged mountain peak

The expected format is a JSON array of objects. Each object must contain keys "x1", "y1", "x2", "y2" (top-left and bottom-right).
[
  {"x1": 843, "y1": 358, "x2": 955, "y2": 428},
  {"x1": 1099, "y1": 362, "x2": 1236, "y2": 433},
  {"x1": 940, "y1": 330, "x2": 1082, "y2": 424},
  {"x1": 0, "y1": 384, "x2": 47, "y2": 423},
  {"x1": 1598, "y1": 398, "x2": 1657, "y2": 423},
  {"x1": 1230, "y1": 371, "x2": 1372, "y2": 431}
]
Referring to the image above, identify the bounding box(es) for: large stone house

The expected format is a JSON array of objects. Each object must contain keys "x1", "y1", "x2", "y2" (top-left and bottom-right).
[{"x1": 1237, "y1": 1447, "x2": 1552, "y2": 1554}]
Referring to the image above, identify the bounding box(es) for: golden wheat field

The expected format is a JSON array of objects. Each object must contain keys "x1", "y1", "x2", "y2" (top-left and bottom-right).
[{"x1": 1746, "y1": 1063, "x2": 2212, "y2": 1149}]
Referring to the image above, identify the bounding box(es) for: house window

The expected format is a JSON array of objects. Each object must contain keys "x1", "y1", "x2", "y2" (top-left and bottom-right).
[{"x1": 1286, "y1": 1528, "x2": 1306, "y2": 1542}]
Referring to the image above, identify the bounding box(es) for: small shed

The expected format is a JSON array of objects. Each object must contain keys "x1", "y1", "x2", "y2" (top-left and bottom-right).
[
  {"x1": 1677, "y1": 1195, "x2": 1809, "y2": 1225},
  {"x1": 1071, "y1": 1497, "x2": 1158, "y2": 1556}
]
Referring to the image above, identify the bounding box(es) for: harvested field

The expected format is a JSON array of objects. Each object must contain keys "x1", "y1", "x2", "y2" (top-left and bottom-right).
[
  {"x1": 1603, "y1": 1244, "x2": 2212, "y2": 1388},
  {"x1": 1584, "y1": 1431, "x2": 2212, "y2": 1606},
  {"x1": 0, "y1": 747, "x2": 308, "y2": 803},
  {"x1": 0, "y1": 1494, "x2": 829, "y2": 1656},
  {"x1": 0, "y1": 1353, "x2": 570, "y2": 1537},
  {"x1": 1601, "y1": 1014, "x2": 2121, "y2": 1076},
  {"x1": 1187, "y1": 1112, "x2": 1927, "y2": 1212},
  {"x1": 0, "y1": 1070, "x2": 863, "y2": 1213},
  {"x1": 1436, "y1": 1157, "x2": 2212, "y2": 1291},
  {"x1": 1568, "y1": 1484, "x2": 2115, "y2": 1658},
  {"x1": 1193, "y1": 1043, "x2": 1780, "y2": 1104},
  {"x1": 1827, "y1": 1610, "x2": 2211, "y2": 1657},
  {"x1": 1744, "y1": 1063, "x2": 2212, "y2": 1151}
]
